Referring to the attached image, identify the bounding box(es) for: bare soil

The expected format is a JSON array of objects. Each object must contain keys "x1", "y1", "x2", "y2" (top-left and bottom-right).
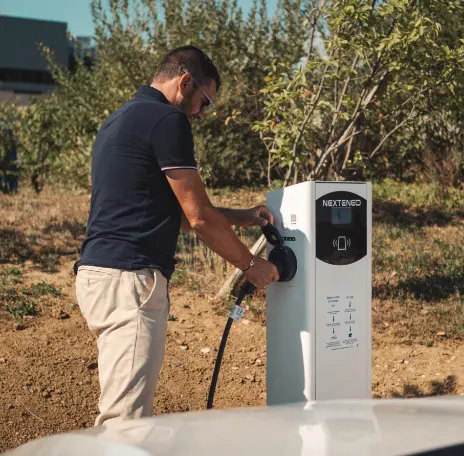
[
  {"x1": 0, "y1": 187, "x2": 463, "y2": 453},
  {"x1": 1, "y1": 257, "x2": 464, "y2": 452}
]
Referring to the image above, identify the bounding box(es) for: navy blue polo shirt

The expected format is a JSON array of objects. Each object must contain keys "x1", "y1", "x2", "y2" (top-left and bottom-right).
[{"x1": 76, "y1": 86, "x2": 197, "y2": 279}]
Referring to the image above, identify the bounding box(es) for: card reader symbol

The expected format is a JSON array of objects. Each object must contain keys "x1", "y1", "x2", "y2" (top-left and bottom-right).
[{"x1": 333, "y1": 236, "x2": 351, "y2": 251}]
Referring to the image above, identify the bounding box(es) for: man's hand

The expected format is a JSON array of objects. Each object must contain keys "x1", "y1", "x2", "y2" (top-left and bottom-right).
[
  {"x1": 242, "y1": 205, "x2": 274, "y2": 227},
  {"x1": 219, "y1": 205, "x2": 275, "y2": 228},
  {"x1": 243, "y1": 256, "x2": 280, "y2": 289}
]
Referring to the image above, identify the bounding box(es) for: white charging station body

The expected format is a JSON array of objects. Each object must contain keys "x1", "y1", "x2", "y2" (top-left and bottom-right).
[{"x1": 266, "y1": 181, "x2": 372, "y2": 405}]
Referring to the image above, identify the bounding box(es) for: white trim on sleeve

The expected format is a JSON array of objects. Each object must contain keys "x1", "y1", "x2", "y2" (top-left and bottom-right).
[{"x1": 161, "y1": 166, "x2": 198, "y2": 172}]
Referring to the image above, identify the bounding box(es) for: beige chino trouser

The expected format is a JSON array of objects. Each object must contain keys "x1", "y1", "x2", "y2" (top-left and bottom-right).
[{"x1": 75, "y1": 266, "x2": 170, "y2": 426}]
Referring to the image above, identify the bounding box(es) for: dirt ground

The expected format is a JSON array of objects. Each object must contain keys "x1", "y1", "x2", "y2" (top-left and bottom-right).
[
  {"x1": 1, "y1": 258, "x2": 464, "y2": 453},
  {"x1": 0, "y1": 186, "x2": 463, "y2": 453}
]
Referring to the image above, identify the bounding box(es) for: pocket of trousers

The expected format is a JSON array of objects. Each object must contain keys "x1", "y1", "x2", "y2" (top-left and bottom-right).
[
  {"x1": 133, "y1": 269, "x2": 168, "y2": 311},
  {"x1": 76, "y1": 267, "x2": 114, "y2": 333}
]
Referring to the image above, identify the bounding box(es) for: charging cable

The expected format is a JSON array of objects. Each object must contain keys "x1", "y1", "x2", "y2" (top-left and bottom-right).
[
  {"x1": 207, "y1": 280, "x2": 255, "y2": 409},
  {"x1": 206, "y1": 223, "x2": 297, "y2": 409}
]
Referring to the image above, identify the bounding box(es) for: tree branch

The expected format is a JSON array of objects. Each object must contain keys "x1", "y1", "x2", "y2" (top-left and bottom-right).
[
  {"x1": 306, "y1": 0, "x2": 327, "y2": 61},
  {"x1": 370, "y1": 103, "x2": 419, "y2": 159},
  {"x1": 311, "y1": 68, "x2": 387, "y2": 180},
  {"x1": 284, "y1": 47, "x2": 335, "y2": 187},
  {"x1": 310, "y1": 127, "x2": 363, "y2": 179},
  {"x1": 326, "y1": 54, "x2": 360, "y2": 145},
  {"x1": 341, "y1": 134, "x2": 355, "y2": 172},
  {"x1": 373, "y1": 86, "x2": 428, "y2": 125}
]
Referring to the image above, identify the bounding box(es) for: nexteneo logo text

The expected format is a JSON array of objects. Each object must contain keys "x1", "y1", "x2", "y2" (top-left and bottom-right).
[{"x1": 322, "y1": 199, "x2": 362, "y2": 207}]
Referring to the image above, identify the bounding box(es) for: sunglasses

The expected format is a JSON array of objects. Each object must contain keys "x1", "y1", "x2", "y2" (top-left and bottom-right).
[{"x1": 181, "y1": 68, "x2": 215, "y2": 112}]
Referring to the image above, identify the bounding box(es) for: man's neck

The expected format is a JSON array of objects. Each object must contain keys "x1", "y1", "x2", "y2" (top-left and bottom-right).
[{"x1": 150, "y1": 81, "x2": 177, "y2": 105}]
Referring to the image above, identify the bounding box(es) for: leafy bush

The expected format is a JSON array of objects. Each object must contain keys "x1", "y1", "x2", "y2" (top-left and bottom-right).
[
  {"x1": 2, "y1": 0, "x2": 309, "y2": 190},
  {"x1": 1, "y1": 0, "x2": 464, "y2": 190},
  {"x1": 254, "y1": 0, "x2": 464, "y2": 186}
]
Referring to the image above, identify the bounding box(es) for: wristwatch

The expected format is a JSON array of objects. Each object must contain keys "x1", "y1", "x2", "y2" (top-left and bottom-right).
[{"x1": 241, "y1": 254, "x2": 255, "y2": 272}]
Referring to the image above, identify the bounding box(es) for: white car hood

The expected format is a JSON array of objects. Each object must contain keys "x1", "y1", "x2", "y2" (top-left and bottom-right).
[{"x1": 6, "y1": 397, "x2": 464, "y2": 456}]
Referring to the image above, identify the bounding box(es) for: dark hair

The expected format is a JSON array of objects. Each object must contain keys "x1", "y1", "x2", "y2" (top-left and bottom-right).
[{"x1": 154, "y1": 45, "x2": 221, "y2": 91}]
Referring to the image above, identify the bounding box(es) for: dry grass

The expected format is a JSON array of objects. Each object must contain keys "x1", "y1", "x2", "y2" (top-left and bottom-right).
[
  {"x1": 1, "y1": 180, "x2": 462, "y2": 343},
  {"x1": 0, "y1": 186, "x2": 88, "y2": 270}
]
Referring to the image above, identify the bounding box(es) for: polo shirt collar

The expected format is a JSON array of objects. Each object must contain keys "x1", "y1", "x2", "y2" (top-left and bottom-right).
[{"x1": 136, "y1": 86, "x2": 169, "y2": 104}]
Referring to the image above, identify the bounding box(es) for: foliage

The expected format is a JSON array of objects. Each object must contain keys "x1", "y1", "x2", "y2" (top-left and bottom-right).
[
  {"x1": 0, "y1": 103, "x2": 20, "y2": 192},
  {"x1": 1, "y1": 0, "x2": 310, "y2": 191},
  {"x1": 0, "y1": 267, "x2": 23, "y2": 287},
  {"x1": 372, "y1": 177, "x2": 463, "y2": 210},
  {"x1": 0, "y1": 270, "x2": 61, "y2": 326},
  {"x1": 1, "y1": 0, "x2": 464, "y2": 190},
  {"x1": 408, "y1": 111, "x2": 464, "y2": 192},
  {"x1": 373, "y1": 221, "x2": 464, "y2": 340},
  {"x1": 23, "y1": 281, "x2": 62, "y2": 299},
  {"x1": 6, "y1": 299, "x2": 37, "y2": 326},
  {"x1": 254, "y1": 0, "x2": 464, "y2": 186},
  {"x1": 0, "y1": 268, "x2": 36, "y2": 326}
]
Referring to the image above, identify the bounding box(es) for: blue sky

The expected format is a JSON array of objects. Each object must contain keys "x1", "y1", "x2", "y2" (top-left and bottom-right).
[{"x1": 0, "y1": 0, "x2": 275, "y2": 37}]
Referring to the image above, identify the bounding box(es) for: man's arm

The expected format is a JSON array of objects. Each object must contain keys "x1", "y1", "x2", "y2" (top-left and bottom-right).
[
  {"x1": 181, "y1": 207, "x2": 273, "y2": 230},
  {"x1": 180, "y1": 211, "x2": 191, "y2": 231},
  {"x1": 165, "y1": 169, "x2": 279, "y2": 289},
  {"x1": 217, "y1": 207, "x2": 274, "y2": 228}
]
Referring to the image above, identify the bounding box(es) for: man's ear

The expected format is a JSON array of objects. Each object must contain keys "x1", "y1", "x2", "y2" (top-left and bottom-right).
[{"x1": 178, "y1": 73, "x2": 193, "y2": 95}]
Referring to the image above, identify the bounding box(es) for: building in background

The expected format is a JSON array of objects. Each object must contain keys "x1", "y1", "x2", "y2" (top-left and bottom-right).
[
  {"x1": 0, "y1": 15, "x2": 95, "y2": 106},
  {"x1": 72, "y1": 36, "x2": 97, "y2": 61},
  {"x1": 0, "y1": 15, "x2": 97, "y2": 192},
  {"x1": 68, "y1": 35, "x2": 97, "y2": 74}
]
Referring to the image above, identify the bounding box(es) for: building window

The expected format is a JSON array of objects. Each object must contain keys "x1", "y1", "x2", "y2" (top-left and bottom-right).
[{"x1": 0, "y1": 68, "x2": 55, "y2": 85}]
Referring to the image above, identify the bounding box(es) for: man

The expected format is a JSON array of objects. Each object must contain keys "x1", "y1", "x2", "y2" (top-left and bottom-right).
[{"x1": 75, "y1": 45, "x2": 279, "y2": 426}]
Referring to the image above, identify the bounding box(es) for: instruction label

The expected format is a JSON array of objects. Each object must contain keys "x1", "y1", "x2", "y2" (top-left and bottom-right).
[{"x1": 325, "y1": 294, "x2": 358, "y2": 350}]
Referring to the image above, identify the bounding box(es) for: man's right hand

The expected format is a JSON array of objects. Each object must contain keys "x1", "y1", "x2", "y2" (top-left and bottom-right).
[{"x1": 243, "y1": 256, "x2": 280, "y2": 289}]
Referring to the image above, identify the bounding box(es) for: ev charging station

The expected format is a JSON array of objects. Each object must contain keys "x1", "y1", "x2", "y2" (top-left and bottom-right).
[{"x1": 266, "y1": 181, "x2": 372, "y2": 405}]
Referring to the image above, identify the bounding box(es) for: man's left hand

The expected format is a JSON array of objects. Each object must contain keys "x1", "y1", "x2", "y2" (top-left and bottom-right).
[{"x1": 239, "y1": 205, "x2": 274, "y2": 228}]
